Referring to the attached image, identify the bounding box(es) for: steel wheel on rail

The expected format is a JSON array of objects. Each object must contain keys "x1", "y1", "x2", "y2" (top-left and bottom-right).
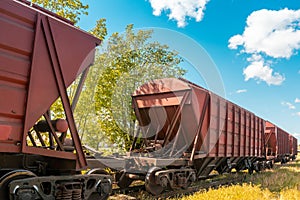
[
  {"x1": 86, "y1": 168, "x2": 108, "y2": 175},
  {"x1": 86, "y1": 168, "x2": 111, "y2": 200},
  {"x1": 0, "y1": 170, "x2": 36, "y2": 200},
  {"x1": 116, "y1": 170, "x2": 133, "y2": 189},
  {"x1": 145, "y1": 167, "x2": 164, "y2": 196},
  {"x1": 181, "y1": 171, "x2": 196, "y2": 189}
]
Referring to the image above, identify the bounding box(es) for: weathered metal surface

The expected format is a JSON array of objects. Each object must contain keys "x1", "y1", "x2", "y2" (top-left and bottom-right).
[
  {"x1": 131, "y1": 78, "x2": 265, "y2": 177},
  {"x1": 207, "y1": 92, "x2": 265, "y2": 158},
  {"x1": 0, "y1": 1, "x2": 113, "y2": 198},
  {"x1": 265, "y1": 127, "x2": 276, "y2": 158},
  {"x1": 130, "y1": 78, "x2": 272, "y2": 179},
  {"x1": 289, "y1": 135, "x2": 297, "y2": 157},
  {"x1": 126, "y1": 156, "x2": 189, "y2": 172},
  {"x1": 7, "y1": 172, "x2": 111, "y2": 200},
  {"x1": 265, "y1": 121, "x2": 290, "y2": 160},
  {"x1": 0, "y1": 0, "x2": 100, "y2": 168},
  {"x1": 87, "y1": 158, "x2": 126, "y2": 171}
]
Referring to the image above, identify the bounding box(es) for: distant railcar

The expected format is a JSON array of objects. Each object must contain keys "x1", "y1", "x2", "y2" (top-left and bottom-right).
[
  {"x1": 265, "y1": 121, "x2": 291, "y2": 163},
  {"x1": 289, "y1": 135, "x2": 298, "y2": 160}
]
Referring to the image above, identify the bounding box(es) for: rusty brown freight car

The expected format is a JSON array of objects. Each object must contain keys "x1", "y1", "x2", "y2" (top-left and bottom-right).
[
  {"x1": 0, "y1": 0, "x2": 111, "y2": 199},
  {"x1": 118, "y1": 78, "x2": 266, "y2": 195},
  {"x1": 289, "y1": 135, "x2": 298, "y2": 160},
  {"x1": 265, "y1": 121, "x2": 290, "y2": 163}
]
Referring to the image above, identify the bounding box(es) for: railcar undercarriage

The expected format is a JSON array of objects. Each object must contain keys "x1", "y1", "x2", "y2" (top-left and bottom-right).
[{"x1": 0, "y1": 169, "x2": 111, "y2": 200}]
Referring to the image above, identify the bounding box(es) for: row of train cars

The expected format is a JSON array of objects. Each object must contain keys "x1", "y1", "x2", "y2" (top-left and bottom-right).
[
  {"x1": 0, "y1": 0, "x2": 298, "y2": 199},
  {"x1": 88, "y1": 78, "x2": 298, "y2": 196}
]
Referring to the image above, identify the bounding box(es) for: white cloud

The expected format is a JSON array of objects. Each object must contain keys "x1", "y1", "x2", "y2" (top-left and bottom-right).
[
  {"x1": 148, "y1": 0, "x2": 210, "y2": 27},
  {"x1": 282, "y1": 101, "x2": 296, "y2": 110},
  {"x1": 243, "y1": 55, "x2": 285, "y2": 85},
  {"x1": 229, "y1": 9, "x2": 300, "y2": 58},
  {"x1": 229, "y1": 8, "x2": 300, "y2": 85},
  {"x1": 228, "y1": 35, "x2": 244, "y2": 50},
  {"x1": 236, "y1": 89, "x2": 247, "y2": 94},
  {"x1": 296, "y1": 112, "x2": 300, "y2": 116},
  {"x1": 295, "y1": 98, "x2": 300, "y2": 103}
]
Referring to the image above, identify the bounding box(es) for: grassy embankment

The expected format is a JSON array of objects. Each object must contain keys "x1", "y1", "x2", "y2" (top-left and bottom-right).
[{"x1": 177, "y1": 154, "x2": 300, "y2": 200}]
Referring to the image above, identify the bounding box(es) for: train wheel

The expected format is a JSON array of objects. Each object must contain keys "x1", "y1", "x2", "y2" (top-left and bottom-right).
[
  {"x1": 116, "y1": 171, "x2": 133, "y2": 189},
  {"x1": 235, "y1": 167, "x2": 241, "y2": 173},
  {"x1": 0, "y1": 170, "x2": 36, "y2": 199},
  {"x1": 145, "y1": 167, "x2": 164, "y2": 196},
  {"x1": 86, "y1": 168, "x2": 111, "y2": 200},
  {"x1": 87, "y1": 180, "x2": 111, "y2": 200},
  {"x1": 216, "y1": 166, "x2": 225, "y2": 175},
  {"x1": 181, "y1": 179, "x2": 192, "y2": 189},
  {"x1": 253, "y1": 161, "x2": 261, "y2": 173},
  {"x1": 270, "y1": 161, "x2": 274, "y2": 169},
  {"x1": 86, "y1": 168, "x2": 108, "y2": 175},
  {"x1": 182, "y1": 172, "x2": 196, "y2": 189},
  {"x1": 248, "y1": 167, "x2": 253, "y2": 175}
]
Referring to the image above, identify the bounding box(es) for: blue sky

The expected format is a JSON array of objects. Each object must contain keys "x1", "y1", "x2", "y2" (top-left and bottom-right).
[{"x1": 78, "y1": 0, "x2": 300, "y2": 141}]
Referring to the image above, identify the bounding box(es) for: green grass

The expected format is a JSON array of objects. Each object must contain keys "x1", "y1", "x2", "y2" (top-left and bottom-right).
[
  {"x1": 245, "y1": 161, "x2": 300, "y2": 192},
  {"x1": 109, "y1": 156, "x2": 300, "y2": 199},
  {"x1": 178, "y1": 183, "x2": 300, "y2": 200},
  {"x1": 179, "y1": 184, "x2": 273, "y2": 200},
  {"x1": 176, "y1": 156, "x2": 300, "y2": 200}
]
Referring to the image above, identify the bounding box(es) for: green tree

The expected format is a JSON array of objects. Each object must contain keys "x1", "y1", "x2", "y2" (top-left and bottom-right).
[
  {"x1": 72, "y1": 57, "x2": 104, "y2": 150},
  {"x1": 66, "y1": 21, "x2": 108, "y2": 150},
  {"x1": 94, "y1": 24, "x2": 186, "y2": 151},
  {"x1": 89, "y1": 19, "x2": 107, "y2": 41},
  {"x1": 31, "y1": 0, "x2": 89, "y2": 24}
]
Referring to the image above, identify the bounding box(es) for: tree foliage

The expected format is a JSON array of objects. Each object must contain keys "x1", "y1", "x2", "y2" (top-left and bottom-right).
[
  {"x1": 94, "y1": 24, "x2": 186, "y2": 151},
  {"x1": 89, "y1": 19, "x2": 107, "y2": 41},
  {"x1": 71, "y1": 20, "x2": 108, "y2": 150},
  {"x1": 71, "y1": 61, "x2": 103, "y2": 150},
  {"x1": 31, "y1": 0, "x2": 89, "y2": 24},
  {"x1": 31, "y1": 0, "x2": 185, "y2": 152}
]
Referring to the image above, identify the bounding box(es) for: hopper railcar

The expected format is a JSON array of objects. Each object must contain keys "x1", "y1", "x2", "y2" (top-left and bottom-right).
[
  {"x1": 289, "y1": 134, "x2": 298, "y2": 161},
  {"x1": 111, "y1": 78, "x2": 298, "y2": 195},
  {"x1": 115, "y1": 78, "x2": 272, "y2": 195},
  {"x1": 265, "y1": 121, "x2": 294, "y2": 163},
  {"x1": 84, "y1": 82, "x2": 298, "y2": 196},
  {"x1": 0, "y1": 0, "x2": 111, "y2": 199}
]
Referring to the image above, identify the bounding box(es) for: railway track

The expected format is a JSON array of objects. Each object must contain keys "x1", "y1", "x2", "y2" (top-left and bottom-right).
[
  {"x1": 112, "y1": 184, "x2": 145, "y2": 195},
  {"x1": 110, "y1": 172, "x2": 247, "y2": 199}
]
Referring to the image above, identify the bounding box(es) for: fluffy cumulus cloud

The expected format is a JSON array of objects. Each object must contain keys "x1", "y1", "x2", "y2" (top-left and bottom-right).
[
  {"x1": 243, "y1": 55, "x2": 285, "y2": 85},
  {"x1": 149, "y1": 0, "x2": 210, "y2": 27},
  {"x1": 295, "y1": 98, "x2": 300, "y2": 103},
  {"x1": 281, "y1": 101, "x2": 296, "y2": 110},
  {"x1": 229, "y1": 8, "x2": 300, "y2": 85}
]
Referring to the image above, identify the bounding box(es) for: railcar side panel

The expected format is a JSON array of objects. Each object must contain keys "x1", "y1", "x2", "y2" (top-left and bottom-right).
[
  {"x1": 289, "y1": 135, "x2": 297, "y2": 158},
  {"x1": 0, "y1": 1, "x2": 112, "y2": 199},
  {"x1": 265, "y1": 121, "x2": 291, "y2": 162},
  {"x1": 0, "y1": 0, "x2": 100, "y2": 159},
  {"x1": 132, "y1": 78, "x2": 265, "y2": 177}
]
